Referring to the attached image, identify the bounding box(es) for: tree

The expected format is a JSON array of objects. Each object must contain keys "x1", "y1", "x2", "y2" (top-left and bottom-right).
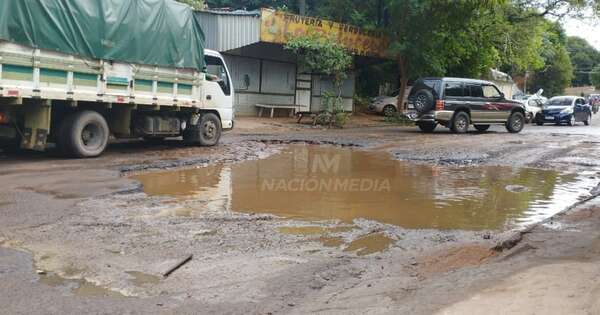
[
  {"x1": 384, "y1": 1, "x2": 504, "y2": 110},
  {"x1": 530, "y1": 22, "x2": 574, "y2": 96},
  {"x1": 567, "y1": 36, "x2": 600, "y2": 86},
  {"x1": 591, "y1": 65, "x2": 600, "y2": 89},
  {"x1": 285, "y1": 33, "x2": 353, "y2": 127}
]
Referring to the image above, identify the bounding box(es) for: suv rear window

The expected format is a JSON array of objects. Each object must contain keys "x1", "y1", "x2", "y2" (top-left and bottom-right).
[{"x1": 445, "y1": 82, "x2": 464, "y2": 97}]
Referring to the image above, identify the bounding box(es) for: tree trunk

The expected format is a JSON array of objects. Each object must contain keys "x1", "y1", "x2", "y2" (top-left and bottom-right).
[{"x1": 397, "y1": 55, "x2": 408, "y2": 113}]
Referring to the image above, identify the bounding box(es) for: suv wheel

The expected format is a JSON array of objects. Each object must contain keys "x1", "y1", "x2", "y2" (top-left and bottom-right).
[
  {"x1": 417, "y1": 122, "x2": 437, "y2": 133},
  {"x1": 474, "y1": 125, "x2": 490, "y2": 132},
  {"x1": 506, "y1": 111, "x2": 525, "y2": 133},
  {"x1": 450, "y1": 111, "x2": 470, "y2": 134},
  {"x1": 413, "y1": 89, "x2": 435, "y2": 114}
]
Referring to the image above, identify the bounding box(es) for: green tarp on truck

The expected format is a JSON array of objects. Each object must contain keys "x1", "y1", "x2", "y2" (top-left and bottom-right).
[{"x1": 0, "y1": 0, "x2": 205, "y2": 70}]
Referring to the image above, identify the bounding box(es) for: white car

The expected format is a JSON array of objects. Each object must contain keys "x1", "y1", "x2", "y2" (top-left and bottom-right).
[{"x1": 513, "y1": 90, "x2": 547, "y2": 123}]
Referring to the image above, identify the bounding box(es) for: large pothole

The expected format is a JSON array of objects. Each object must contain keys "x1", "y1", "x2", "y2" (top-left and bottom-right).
[{"x1": 132, "y1": 144, "x2": 599, "y2": 231}]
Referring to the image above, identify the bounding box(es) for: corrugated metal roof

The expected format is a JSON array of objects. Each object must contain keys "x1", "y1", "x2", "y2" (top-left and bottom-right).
[
  {"x1": 196, "y1": 11, "x2": 261, "y2": 52},
  {"x1": 200, "y1": 9, "x2": 261, "y2": 16}
]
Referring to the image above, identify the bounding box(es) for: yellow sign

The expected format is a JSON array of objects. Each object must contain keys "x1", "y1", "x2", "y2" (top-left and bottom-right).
[{"x1": 260, "y1": 8, "x2": 390, "y2": 59}]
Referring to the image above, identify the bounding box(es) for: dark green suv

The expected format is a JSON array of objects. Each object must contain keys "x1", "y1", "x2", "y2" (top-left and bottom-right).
[{"x1": 406, "y1": 77, "x2": 526, "y2": 133}]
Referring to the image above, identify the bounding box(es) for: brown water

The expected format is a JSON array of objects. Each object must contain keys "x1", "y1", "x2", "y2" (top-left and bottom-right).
[
  {"x1": 125, "y1": 271, "x2": 161, "y2": 287},
  {"x1": 132, "y1": 145, "x2": 598, "y2": 231},
  {"x1": 39, "y1": 271, "x2": 125, "y2": 298}
]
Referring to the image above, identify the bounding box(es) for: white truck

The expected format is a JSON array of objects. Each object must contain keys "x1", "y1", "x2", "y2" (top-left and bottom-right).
[{"x1": 0, "y1": 0, "x2": 234, "y2": 158}]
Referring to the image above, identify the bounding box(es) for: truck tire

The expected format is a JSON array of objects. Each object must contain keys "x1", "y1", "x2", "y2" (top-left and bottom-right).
[
  {"x1": 58, "y1": 111, "x2": 109, "y2": 158},
  {"x1": 450, "y1": 111, "x2": 470, "y2": 134},
  {"x1": 413, "y1": 89, "x2": 435, "y2": 114},
  {"x1": 184, "y1": 113, "x2": 222, "y2": 146},
  {"x1": 506, "y1": 111, "x2": 525, "y2": 133}
]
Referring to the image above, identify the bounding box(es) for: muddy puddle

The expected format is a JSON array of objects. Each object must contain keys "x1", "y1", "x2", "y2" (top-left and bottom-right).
[
  {"x1": 132, "y1": 145, "x2": 599, "y2": 231},
  {"x1": 38, "y1": 271, "x2": 126, "y2": 298}
]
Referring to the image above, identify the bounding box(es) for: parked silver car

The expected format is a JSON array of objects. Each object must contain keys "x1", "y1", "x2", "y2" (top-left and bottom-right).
[{"x1": 368, "y1": 88, "x2": 411, "y2": 116}]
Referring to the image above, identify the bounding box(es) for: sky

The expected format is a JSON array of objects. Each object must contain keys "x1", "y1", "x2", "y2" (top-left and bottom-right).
[{"x1": 562, "y1": 16, "x2": 600, "y2": 50}]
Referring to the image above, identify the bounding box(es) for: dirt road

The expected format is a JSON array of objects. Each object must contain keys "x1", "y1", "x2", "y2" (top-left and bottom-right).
[{"x1": 1, "y1": 115, "x2": 600, "y2": 314}]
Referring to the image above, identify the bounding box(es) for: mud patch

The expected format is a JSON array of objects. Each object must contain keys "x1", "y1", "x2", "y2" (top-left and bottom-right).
[
  {"x1": 132, "y1": 145, "x2": 599, "y2": 230},
  {"x1": 343, "y1": 233, "x2": 394, "y2": 256},
  {"x1": 418, "y1": 245, "x2": 495, "y2": 276}
]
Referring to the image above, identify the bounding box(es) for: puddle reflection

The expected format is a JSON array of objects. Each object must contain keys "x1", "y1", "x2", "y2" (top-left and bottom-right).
[{"x1": 132, "y1": 145, "x2": 598, "y2": 231}]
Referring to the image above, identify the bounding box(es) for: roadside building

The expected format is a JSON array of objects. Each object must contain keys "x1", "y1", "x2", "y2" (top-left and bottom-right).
[{"x1": 196, "y1": 9, "x2": 389, "y2": 116}]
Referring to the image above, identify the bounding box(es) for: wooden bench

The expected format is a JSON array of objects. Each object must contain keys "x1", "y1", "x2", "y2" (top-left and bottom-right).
[{"x1": 255, "y1": 104, "x2": 298, "y2": 118}]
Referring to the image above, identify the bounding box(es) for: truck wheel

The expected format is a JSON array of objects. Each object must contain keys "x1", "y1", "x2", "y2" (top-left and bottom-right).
[
  {"x1": 184, "y1": 113, "x2": 222, "y2": 146},
  {"x1": 506, "y1": 111, "x2": 525, "y2": 133},
  {"x1": 58, "y1": 111, "x2": 109, "y2": 158},
  {"x1": 474, "y1": 125, "x2": 490, "y2": 132},
  {"x1": 450, "y1": 111, "x2": 470, "y2": 134},
  {"x1": 417, "y1": 122, "x2": 437, "y2": 133}
]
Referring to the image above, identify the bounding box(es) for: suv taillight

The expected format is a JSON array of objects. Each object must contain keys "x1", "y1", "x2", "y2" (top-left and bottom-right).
[
  {"x1": 0, "y1": 112, "x2": 7, "y2": 124},
  {"x1": 435, "y1": 100, "x2": 445, "y2": 111}
]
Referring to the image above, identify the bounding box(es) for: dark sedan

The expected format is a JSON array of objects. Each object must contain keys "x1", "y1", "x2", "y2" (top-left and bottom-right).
[{"x1": 536, "y1": 96, "x2": 592, "y2": 126}]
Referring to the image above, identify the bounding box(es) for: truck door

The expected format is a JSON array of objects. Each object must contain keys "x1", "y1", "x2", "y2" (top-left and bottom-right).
[{"x1": 203, "y1": 55, "x2": 233, "y2": 114}]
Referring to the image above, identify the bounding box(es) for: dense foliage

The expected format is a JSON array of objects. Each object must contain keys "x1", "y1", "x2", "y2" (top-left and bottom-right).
[
  {"x1": 591, "y1": 64, "x2": 600, "y2": 89},
  {"x1": 529, "y1": 22, "x2": 574, "y2": 96},
  {"x1": 567, "y1": 36, "x2": 600, "y2": 86}
]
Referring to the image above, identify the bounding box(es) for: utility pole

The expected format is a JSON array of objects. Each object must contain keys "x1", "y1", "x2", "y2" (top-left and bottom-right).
[{"x1": 298, "y1": 0, "x2": 306, "y2": 15}]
